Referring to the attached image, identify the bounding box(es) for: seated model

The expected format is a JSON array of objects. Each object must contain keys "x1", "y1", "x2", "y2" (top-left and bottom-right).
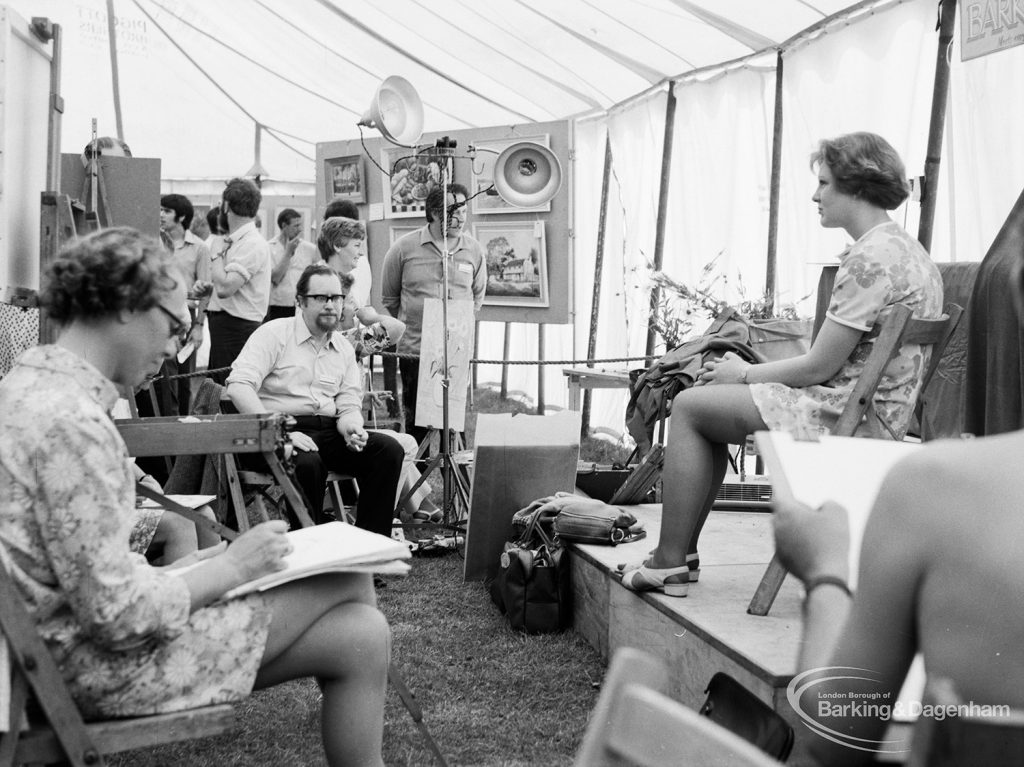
[
  {"x1": 619, "y1": 132, "x2": 944, "y2": 596},
  {"x1": 0, "y1": 228, "x2": 389, "y2": 766}
]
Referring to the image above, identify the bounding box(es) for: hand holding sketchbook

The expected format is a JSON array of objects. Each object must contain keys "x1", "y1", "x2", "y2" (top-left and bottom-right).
[
  {"x1": 174, "y1": 521, "x2": 411, "y2": 599},
  {"x1": 754, "y1": 430, "x2": 925, "y2": 720},
  {"x1": 753, "y1": 431, "x2": 919, "y2": 588}
]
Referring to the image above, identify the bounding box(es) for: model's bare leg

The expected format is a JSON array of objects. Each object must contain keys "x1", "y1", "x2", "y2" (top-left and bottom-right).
[{"x1": 649, "y1": 385, "x2": 767, "y2": 571}]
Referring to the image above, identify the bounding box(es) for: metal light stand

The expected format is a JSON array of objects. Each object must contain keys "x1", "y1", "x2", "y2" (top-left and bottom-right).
[{"x1": 390, "y1": 137, "x2": 471, "y2": 539}]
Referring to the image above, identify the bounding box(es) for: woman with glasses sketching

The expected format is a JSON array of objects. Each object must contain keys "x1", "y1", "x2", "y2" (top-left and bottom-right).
[{"x1": 0, "y1": 228, "x2": 389, "y2": 767}]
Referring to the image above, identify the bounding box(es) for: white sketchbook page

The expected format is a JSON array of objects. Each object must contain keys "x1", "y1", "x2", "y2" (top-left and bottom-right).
[
  {"x1": 754, "y1": 431, "x2": 925, "y2": 720},
  {"x1": 137, "y1": 494, "x2": 216, "y2": 510},
  {"x1": 173, "y1": 522, "x2": 411, "y2": 599},
  {"x1": 753, "y1": 432, "x2": 919, "y2": 588}
]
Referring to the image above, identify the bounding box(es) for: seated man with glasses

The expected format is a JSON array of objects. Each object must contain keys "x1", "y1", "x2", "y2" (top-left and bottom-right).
[{"x1": 226, "y1": 263, "x2": 404, "y2": 538}]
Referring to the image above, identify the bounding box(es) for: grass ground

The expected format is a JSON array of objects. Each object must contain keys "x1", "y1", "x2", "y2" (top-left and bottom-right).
[
  {"x1": 111, "y1": 554, "x2": 605, "y2": 767},
  {"x1": 109, "y1": 389, "x2": 630, "y2": 766}
]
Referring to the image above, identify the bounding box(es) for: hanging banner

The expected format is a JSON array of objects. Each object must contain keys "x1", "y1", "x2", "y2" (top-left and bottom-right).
[
  {"x1": 416, "y1": 298, "x2": 475, "y2": 432},
  {"x1": 961, "y1": 0, "x2": 1024, "y2": 61}
]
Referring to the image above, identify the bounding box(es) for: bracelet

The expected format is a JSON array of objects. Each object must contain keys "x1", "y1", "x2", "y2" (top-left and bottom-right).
[
  {"x1": 804, "y1": 575, "x2": 852, "y2": 599},
  {"x1": 739, "y1": 364, "x2": 750, "y2": 384}
]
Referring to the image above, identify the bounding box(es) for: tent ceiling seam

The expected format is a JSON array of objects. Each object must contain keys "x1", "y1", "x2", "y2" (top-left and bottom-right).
[
  {"x1": 408, "y1": 0, "x2": 604, "y2": 111},
  {"x1": 368, "y1": 0, "x2": 562, "y2": 121},
  {"x1": 512, "y1": 0, "x2": 664, "y2": 85},
  {"x1": 147, "y1": 0, "x2": 362, "y2": 118},
  {"x1": 450, "y1": 0, "x2": 616, "y2": 104},
  {"x1": 573, "y1": 0, "x2": 908, "y2": 125},
  {"x1": 313, "y1": 0, "x2": 537, "y2": 123},
  {"x1": 665, "y1": 0, "x2": 778, "y2": 51},
  {"x1": 255, "y1": 0, "x2": 471, "y2": 128},
  {"x1": 577, "y1": 0, "x2": 696, "y2": 70},
  {"x1": 131, "y1": 0, "x2": 314, "y2": 165}
]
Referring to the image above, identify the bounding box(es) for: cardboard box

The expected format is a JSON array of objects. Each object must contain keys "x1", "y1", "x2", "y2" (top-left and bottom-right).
[{"x1": 463, "y1": 411, "x2": 581, "y2": 581}]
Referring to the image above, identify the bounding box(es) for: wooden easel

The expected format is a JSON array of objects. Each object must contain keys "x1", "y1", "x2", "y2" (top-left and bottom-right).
[{"x1": 115, "y1": 413, "x2": 316, "y2": 531}]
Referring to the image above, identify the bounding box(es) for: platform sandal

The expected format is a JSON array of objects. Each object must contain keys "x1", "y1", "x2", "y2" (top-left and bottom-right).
[{"x1": 617, "y1": 562, "x2": 690, "y2": 597}]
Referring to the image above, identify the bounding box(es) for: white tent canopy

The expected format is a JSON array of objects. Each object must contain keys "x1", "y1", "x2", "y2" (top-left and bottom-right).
[{"x1": 7, "y1": 0, "x2": 1024, "y2": 438}]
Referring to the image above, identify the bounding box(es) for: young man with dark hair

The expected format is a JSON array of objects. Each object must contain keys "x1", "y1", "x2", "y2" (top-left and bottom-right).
[
  {"x1": 266, "y1": 208, "x2": 319, "y2": 322},
  {"x1": 380, "y1": 182, "x2": 487, "y2": 446},
  {"x1": 206, "y1": 178, "x2": 271, "y2": 378},
  {"x1": 157, "y1": 193, "x2": 212, "y2": 414}
]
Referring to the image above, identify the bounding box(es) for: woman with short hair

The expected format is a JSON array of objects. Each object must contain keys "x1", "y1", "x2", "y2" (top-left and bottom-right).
[
  {"x1": 0, "y1": 227, "x2": 388, "y2": 767},
  {"x1": 619, "y1": 132, "x2": 945, "y2": 597}
]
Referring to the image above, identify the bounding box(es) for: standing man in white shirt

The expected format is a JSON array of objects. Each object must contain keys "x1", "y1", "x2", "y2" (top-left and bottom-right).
[
  {"x1": 206, "y1": 177, "x2": 272, "y2": 380},
  {"x1": 157, "y1": 193, "x2": 212, "y2": 415},
  {"x1": 266, "y1": 208, "x2": 319, "y2": 322}
]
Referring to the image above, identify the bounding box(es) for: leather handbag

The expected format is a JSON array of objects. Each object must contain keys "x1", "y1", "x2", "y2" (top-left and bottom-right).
[
  {"x1": 552, "y1": 503, "x2": 646, "y2": 546},
  {"x1": 489, "y1": 507, "x2": 571, "y2": 634},
  {"x1": 698, "y1": 672, "x2": 794, "y2": 760}
]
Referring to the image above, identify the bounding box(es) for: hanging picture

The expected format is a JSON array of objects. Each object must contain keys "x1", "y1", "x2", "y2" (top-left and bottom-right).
[
  {"x1": 471, "y1": 134, "x2": 551, "y2": 214},
  {"x1": 381, "y1": 145, "x2": 451, "y2": 218},
  {"x1": 324, "y1": 154, "x2": 365, "y2": 203},
  {"x1": 389, "y1": 224, "x2": 420, "y2": 245},
  {"x1": 475, "y1": 221, "x2": 549, "y2": 308}
]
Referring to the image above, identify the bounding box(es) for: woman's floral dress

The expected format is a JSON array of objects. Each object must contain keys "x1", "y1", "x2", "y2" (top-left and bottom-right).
[
  {"x1": 750, "y1": 221, "x2": 944, "y2": 439},
  {"x1": 0, "y1": 346, "x2": 271, "y2": 718}
]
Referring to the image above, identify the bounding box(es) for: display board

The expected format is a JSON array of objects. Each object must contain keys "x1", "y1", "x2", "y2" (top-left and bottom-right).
[
  {"x1": 316, "y1": 119, "x2": 573, "y2": 325},
  {"x1": 0, "y1": 6, "x2": 52, "y2": 300}
]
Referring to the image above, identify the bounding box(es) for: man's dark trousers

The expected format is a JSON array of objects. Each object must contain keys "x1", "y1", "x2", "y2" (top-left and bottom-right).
[{"x1": 289, "y1": 415, "x2": 404, "y2": 537}]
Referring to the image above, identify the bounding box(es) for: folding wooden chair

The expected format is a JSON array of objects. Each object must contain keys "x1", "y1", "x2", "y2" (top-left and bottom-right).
[
  {"x1": 0, "y1": 558, "x2": 233, "y2": 766},
  {"x1": 573, "y1": 648, "x2": 782, "y2": 767},
  {"x1": 747, "y1": 302, "x2": 964, "y2": 616},
  {"x1": 907, "y1": 677, "x2": 1024, "y2": 767}
]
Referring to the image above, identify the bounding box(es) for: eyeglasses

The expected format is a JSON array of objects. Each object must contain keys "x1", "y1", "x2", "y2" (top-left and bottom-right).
[
  {"x1": 155, "y1": 303, "x2": 190, "y2": 345},
  {"x1": 301, "y1": 293, "x2": 346, "y2": 305}
]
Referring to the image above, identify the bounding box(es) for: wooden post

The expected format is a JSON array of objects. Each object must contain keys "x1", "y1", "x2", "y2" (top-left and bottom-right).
[
  {"x1": 918, "y1": 0, "x2": 957, "y2": 253},
  {"x1": 105, "y1": 0, "x2": 124, "y2": 141},
  {"x1": 765, "y1": 51, "x2": 784, "y2": 310},
  {"x1": 500, "y1": 322, "x2": 511, "y2": 399},
  {"x1": 582, "y1": 135, "x2": 613, "y2": 441},
  {"x1": 537, "y1": 324, "x2": 545, "y2": 415},
  {"x1": 645, "y1": 81, "x2": 677, "y2": 359}
]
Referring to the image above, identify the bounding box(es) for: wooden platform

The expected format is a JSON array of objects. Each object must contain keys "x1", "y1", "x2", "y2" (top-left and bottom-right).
[{"x1": 568, "y1": 505, "x2": 807, "y2": 730}]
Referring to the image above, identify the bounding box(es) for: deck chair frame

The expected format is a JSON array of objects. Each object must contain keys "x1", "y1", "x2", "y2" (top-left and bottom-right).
[
  {"x1": 0, "y1": 560, "x2": 233, "y2": 767},
  {"x1": 748, "y1": 302, "x2": 964, "y2": 616},
  {"x1": 574, "y1": 648, "x2": 781, "y2": 767}
]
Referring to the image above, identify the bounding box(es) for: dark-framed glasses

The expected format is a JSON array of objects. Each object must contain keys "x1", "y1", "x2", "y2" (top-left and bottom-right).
[
  {"x1": 155, "y1": 303, "x2": 190, "y2": 345},
  {"x1": 302, "y1": 293, "x2": 346, "y2": 305}
]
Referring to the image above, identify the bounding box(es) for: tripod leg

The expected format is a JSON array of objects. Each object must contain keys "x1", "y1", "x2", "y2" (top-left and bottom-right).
[{"x1": 388, "y1": 664, "x2": 449, "y2": 767}]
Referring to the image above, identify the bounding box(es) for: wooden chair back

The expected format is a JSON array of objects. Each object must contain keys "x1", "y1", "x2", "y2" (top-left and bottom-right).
[
  {"x1": 0, "y1": 557, "x2": 232, "y2": 766},
  {"x1": 748, "y1": 303, "x2": 964, "y2": 617},
  {"x1": 573, "y1": 648, "x2": 782, "y2": 767},
  {"x1": 906, "y1": 677, "x2": 1024, "y2": 767}
]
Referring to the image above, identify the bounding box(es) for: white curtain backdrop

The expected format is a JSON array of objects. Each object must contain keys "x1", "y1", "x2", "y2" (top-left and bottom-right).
[{"x1": 776, "y1": 0, "x2": 937, "y2": 307}]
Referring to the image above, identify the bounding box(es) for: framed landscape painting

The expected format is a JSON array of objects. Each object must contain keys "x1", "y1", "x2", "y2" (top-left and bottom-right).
[
  {"x1": 474, "y1": 221, "x2": 548, "y2": 308},
  {"x1": 324, "y1": 154, "x2": 365, "y2": 203}
]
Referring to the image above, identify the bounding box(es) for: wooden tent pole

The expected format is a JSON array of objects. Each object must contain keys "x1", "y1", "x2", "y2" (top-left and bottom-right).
[
  {"x1": 582, "y1": 135, "x2": 614, "y2": 440},
  {"x1": 645, "y1": 81, "x2": 677, "y2": 359},
  {"x1": 765, "y1": 50, "x2": 784, "y2": 311},
  {"x1": 918, "y1": 0, "x2": 957, "y2": 253},
  {"x1": 105, "y1": 0, "x2": 124, "y2": 141}
]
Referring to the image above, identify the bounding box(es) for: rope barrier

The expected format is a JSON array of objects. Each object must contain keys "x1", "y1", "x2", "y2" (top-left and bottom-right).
[{"x1": 153, "y1": 355, "x2": 658, "y2": 383}]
